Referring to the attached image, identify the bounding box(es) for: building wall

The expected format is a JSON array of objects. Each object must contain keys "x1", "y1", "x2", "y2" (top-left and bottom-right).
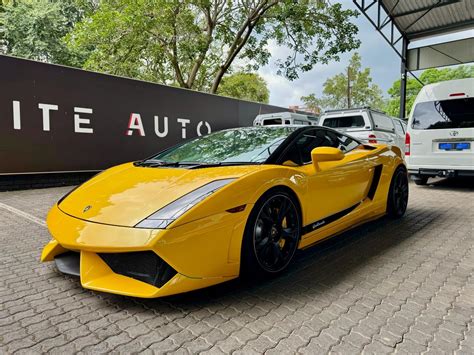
[{"x1": 0, "y1": 55, "x2": 288, "y2": 175}]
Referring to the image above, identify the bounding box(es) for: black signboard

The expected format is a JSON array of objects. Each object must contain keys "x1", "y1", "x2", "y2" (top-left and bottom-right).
[{"x1": 0, "y1": 55, "x2": 288, "y2": 174}]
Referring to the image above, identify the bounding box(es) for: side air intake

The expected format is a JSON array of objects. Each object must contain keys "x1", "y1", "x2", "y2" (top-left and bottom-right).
[
  {"x1": 367, "y1": 165, "x2": 383, "y2": 200},
  {"x1": 99, "y1": 251, "x2": 177, "y2": 288}
]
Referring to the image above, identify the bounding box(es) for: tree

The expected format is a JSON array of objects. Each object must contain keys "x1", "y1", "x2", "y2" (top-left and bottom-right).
[
  {"x1": 301, "y1": 52, "x2": 384, "y2": 111},
  {"x1": 300, "y1": 93, "x2": 322, "y2": 113},
  {"x1": 0, "y1": 0, "x2": 96, "y2": 66},
  {"x1": 386, "y1": 65, "x2": 474, "y2": 117},
  {"x1": 67, "y1": 0, "x2": 360, "y2": 93},
  {"x1": 217, "y1": 72, "x2": 269, "y2": 103}
]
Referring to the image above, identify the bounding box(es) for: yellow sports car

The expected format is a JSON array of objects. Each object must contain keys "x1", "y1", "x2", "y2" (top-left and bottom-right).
[{"x1": 41, "y1": 126, "x2": 408, "y2": 298}]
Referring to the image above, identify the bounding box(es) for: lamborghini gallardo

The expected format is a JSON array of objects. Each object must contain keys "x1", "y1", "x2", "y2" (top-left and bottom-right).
[{"x1": 41, "y1": 126, "x2": 408, "y2": 298}]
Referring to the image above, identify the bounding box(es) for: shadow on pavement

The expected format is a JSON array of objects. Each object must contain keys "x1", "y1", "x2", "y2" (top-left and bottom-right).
[
  {"x1": 108, "y1": 209, "x2": 432, "y2": 310},
  {"x1": 418, "y1": 177, "x2": 474, "y2": 191}
]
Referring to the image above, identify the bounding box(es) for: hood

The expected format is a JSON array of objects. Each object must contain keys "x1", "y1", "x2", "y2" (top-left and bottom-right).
[{"x1": 58, "y1": 163, "x2": 259, "y2": 227}]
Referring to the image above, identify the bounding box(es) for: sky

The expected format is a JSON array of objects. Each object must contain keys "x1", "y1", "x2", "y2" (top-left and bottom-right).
[{"x1": 258, "y1": 0, "x2": 473, "y2": 108}]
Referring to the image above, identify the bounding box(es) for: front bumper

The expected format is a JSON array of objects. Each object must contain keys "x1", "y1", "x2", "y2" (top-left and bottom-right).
[{"x1": 41, "y1": 204, "x2": 251, "y2": 298}]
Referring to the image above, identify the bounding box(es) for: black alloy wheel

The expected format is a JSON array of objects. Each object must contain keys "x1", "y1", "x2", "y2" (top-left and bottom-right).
[
  {"x1": 251, "y1": 193, "x2": 300, "y2": 273},
  {"x1": 388, "y1": 167, "x2": 409, "y2": 218}
]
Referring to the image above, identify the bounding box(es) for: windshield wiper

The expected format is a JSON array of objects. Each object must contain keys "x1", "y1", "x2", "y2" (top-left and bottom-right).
[
  {"x1": 134, "y1": 160, "x2": 259, "y2": 169},
  {"x1": 133, "y1": 159, "x2": 180, "y2": 167},
  {"x1": 184, "y1": 161, "x2": 260, "y2": 169}
]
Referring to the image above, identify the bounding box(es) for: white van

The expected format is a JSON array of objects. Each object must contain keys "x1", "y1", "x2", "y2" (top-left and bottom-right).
[
  {"x1": 253, "y1": 112, "x2": 318, "y2": 126},
  {"x1": 319, "y1": 108, "x2": 407, "y2": 153},
  {"x1": 406, "y1": 78, "x2": 474, "y2": 185}
]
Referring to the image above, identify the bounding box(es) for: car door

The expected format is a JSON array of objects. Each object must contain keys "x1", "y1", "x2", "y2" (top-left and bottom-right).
[{"x1": 281, "y1": 129, "x2": 371, "y2": 228}]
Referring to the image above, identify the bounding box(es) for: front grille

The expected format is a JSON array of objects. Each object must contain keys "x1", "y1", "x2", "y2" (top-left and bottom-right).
[{"x1": 99, "y1": 251, "x2": 177, "y2": 288}]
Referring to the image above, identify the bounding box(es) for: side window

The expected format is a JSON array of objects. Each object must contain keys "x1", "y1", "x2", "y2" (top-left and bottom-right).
[
  {"x1": 281, "y1": 129, "x2": 323, "y2": 165},
  {"x1": 334, "y1": 132, "x2": 360, "y2": 152},
  {"x1": 394, "y1": 120, "x2": 405, "y2": 135},
  {"x1": 262, "y1": 118, "x2": 282, "y2": 125},
  {"x1": 281, "y1": 129, "x2": 359, "y2": 165},
  {"x1": 372, "y1": 112, "x2": 395, "y2": 131}
]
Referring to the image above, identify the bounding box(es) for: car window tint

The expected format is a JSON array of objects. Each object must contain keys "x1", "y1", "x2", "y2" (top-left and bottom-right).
[
  {"x1": 372, "y1": 112, "x2": 395, "y2": 131},
  {"x1": 322, "y1": 115, "x2": 365, "y2": 129},
  {"x1": 336, "y1": 133, "x2": 360, "y2": 152},
  {"x1": 412, "y1": 98, "x2": 474, "y2": 129},
  {"x1": 281, "y1": 129, "x2": 359, "y2": 165},
  {"x1": 294, "y1": 120, "x2": 311, "y2": 125},
  {"x1": 262, "y1": 118, "x2": 282, "y2": 125}
]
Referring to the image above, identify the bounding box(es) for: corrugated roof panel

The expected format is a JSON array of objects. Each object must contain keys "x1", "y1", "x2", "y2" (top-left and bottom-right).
[{"x1": 380, "y1": 0, "x2": 474, "y2": 39}]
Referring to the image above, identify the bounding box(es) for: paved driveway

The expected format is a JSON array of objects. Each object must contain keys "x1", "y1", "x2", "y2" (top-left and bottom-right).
[{"x1": 1, "y1": 179, "x2": 473, "y2": 354}]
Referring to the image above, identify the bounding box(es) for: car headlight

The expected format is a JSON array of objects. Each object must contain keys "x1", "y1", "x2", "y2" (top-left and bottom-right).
[{"x1": 135, "y1": 178, "x2": 236, "y2": 229}]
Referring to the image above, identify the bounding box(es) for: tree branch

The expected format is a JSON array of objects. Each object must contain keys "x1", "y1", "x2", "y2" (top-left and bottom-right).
[
  {"x1": 211, "y1": 0, "x2": 278, "y2": 93},
  {"x1": 170, "y1": 3, "x2": 186, "y2": 87}
]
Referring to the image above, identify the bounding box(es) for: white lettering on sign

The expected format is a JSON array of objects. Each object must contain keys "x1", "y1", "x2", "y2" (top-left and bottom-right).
[
  {"x1": 38, "y1": 103, "x2": 59, "y2": 131},
  {"x1": 74, "y1": 107, "x2": 94, "y2": 134},
  {"x1": 127, "y1": 113, "x2": 145, "y2": 136},
  {"x1": 197, "y1": 121, "x2": 211, "y2": 136},
  {"x1": 177, "y1": 118, "x2": 190, "y2": 139},
  {"x1": 154, "y1": 116, "x2": 168, "y2": 138},
  {"x1": 9, "y1": 101, "x2": 213, "y2": 141},
  {"x1": 13, "y1": 101, "x2": 21, "y2": 130}
]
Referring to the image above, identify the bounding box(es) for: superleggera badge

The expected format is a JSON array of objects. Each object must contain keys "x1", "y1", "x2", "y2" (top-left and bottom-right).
[
  {"x1": 83, "y1": 205, "x2": 92, "y2": 213},
  {"x1": 312, "y1": 220, "x2": 325, "y2": 229}
]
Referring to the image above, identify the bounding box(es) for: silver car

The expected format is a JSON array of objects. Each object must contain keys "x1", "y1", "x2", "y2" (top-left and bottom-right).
[{"x1": 319, "y1": 107, "x2": 407, "y2": 154}]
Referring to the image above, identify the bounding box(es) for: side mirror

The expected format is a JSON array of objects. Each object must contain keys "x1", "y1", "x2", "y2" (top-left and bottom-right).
[{"x1": 311, "y1": 147, "x2": 344, "y2": 171}]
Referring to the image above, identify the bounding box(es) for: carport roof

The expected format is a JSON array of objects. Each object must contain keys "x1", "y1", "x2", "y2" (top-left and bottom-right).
[
  {"x1": 378, "y1": 0, "x2": 474, "y2": 40},
  {"x1": 353, "y1": 0, "x2": 474, "y2": 60}
]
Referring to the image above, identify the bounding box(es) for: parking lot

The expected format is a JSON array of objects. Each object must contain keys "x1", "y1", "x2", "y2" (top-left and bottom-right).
[{"x1": 1, "y1": 179, "x2": 473, "y2": 354}]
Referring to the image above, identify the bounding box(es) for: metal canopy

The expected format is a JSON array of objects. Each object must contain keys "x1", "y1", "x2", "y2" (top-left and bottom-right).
[
  {"x1": 353, "y1": 0, "x2": 474, "y2": 118},
  {"x1": 353, "y1": 0, "x2": 474, "y2": 58},
  {"x1": 407, "y1": 37, "x2": 474, "y2": 70},
  {"x1": 384, "y1": 0, "x2": 474, "y2": 40}
]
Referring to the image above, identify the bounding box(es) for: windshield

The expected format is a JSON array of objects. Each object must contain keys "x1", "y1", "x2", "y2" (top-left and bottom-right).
[
  {"x1": 412, "y1": 98, "x2": 474, "y2": 130},
  {"x1": 151, "y1": 127, "x2": 297, "y2": 164}
]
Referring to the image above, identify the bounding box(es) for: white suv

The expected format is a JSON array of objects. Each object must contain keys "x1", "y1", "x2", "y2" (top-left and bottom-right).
[
  {"x1": 406, "y1": 78, "x2": 474, "y2": 185},
  {"x1": 253, "y1": 112, "x2": 318, "y2": 126},
  {"x1": 319, "y1": 108, "x2": 406, "y2": 153}
]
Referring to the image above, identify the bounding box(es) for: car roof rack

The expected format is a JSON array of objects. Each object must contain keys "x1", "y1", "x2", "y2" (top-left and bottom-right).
[{"x1": 322, "y1": 106, "x2": 387, "y2": 115}]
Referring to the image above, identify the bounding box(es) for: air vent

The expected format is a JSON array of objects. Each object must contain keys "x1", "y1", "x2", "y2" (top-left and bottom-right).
[{"x1": 99, "y1": 251, "x2": 177, "y2": 288}]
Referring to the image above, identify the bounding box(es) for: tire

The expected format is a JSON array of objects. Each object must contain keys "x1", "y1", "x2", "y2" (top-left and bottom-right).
[
  {"x1": 241, "y1": 190, "x2": 301, "y2": 277},
  {"x1": 414, "y1": 177, "x2": 428, "y2": 186},
  {"x1": 387, "y1": 166, "x2": 409, "y2": 218}
]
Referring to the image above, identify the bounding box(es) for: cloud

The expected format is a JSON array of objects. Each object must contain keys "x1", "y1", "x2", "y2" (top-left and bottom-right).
[
  {"x1": 259, "y1": 1, "x2": 473, "y2": 108},
  {"x1": 259, "y1": 0, "x2": 401, "y2": 107}
]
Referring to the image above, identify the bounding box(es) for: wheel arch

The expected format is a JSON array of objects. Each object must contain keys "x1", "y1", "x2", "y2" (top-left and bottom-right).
[
  {"x1": 240, "y1": 184, "x2": 303, "y2": 276},
  {"x1": 256, "y1": 185, "x2": 303, "y2": 226}
]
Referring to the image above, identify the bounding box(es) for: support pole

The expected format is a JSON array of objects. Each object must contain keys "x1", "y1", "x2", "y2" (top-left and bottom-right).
[{"x1": 399, "y1": 37, "x2": 408, "y2": 118}]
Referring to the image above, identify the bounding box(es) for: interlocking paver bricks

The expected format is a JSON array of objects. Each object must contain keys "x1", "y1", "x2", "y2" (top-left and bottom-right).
[{"x1": 0, "y1": 178, "x2": 472, "y2": 353}]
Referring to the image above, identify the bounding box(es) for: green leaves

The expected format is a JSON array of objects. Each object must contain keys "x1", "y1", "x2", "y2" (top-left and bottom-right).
[
  {"x1": 218, "y1": 72, "x2": 269, "y2": 103},
  {"x1": 67, "y1": 0, "x2": 359, "y2": 93},
  {"x1": 301, "y1": 52, "x2": 384, "y2": 112},
  {"x1": 1, "y1": 0, "x2": 360, "y2": 96},
  {"x1": 0, "y1": 0, "x2": 94, "y2": 66},
  {"x1": 385, "y1": 65, "x2": 474, "y2": 117}
]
